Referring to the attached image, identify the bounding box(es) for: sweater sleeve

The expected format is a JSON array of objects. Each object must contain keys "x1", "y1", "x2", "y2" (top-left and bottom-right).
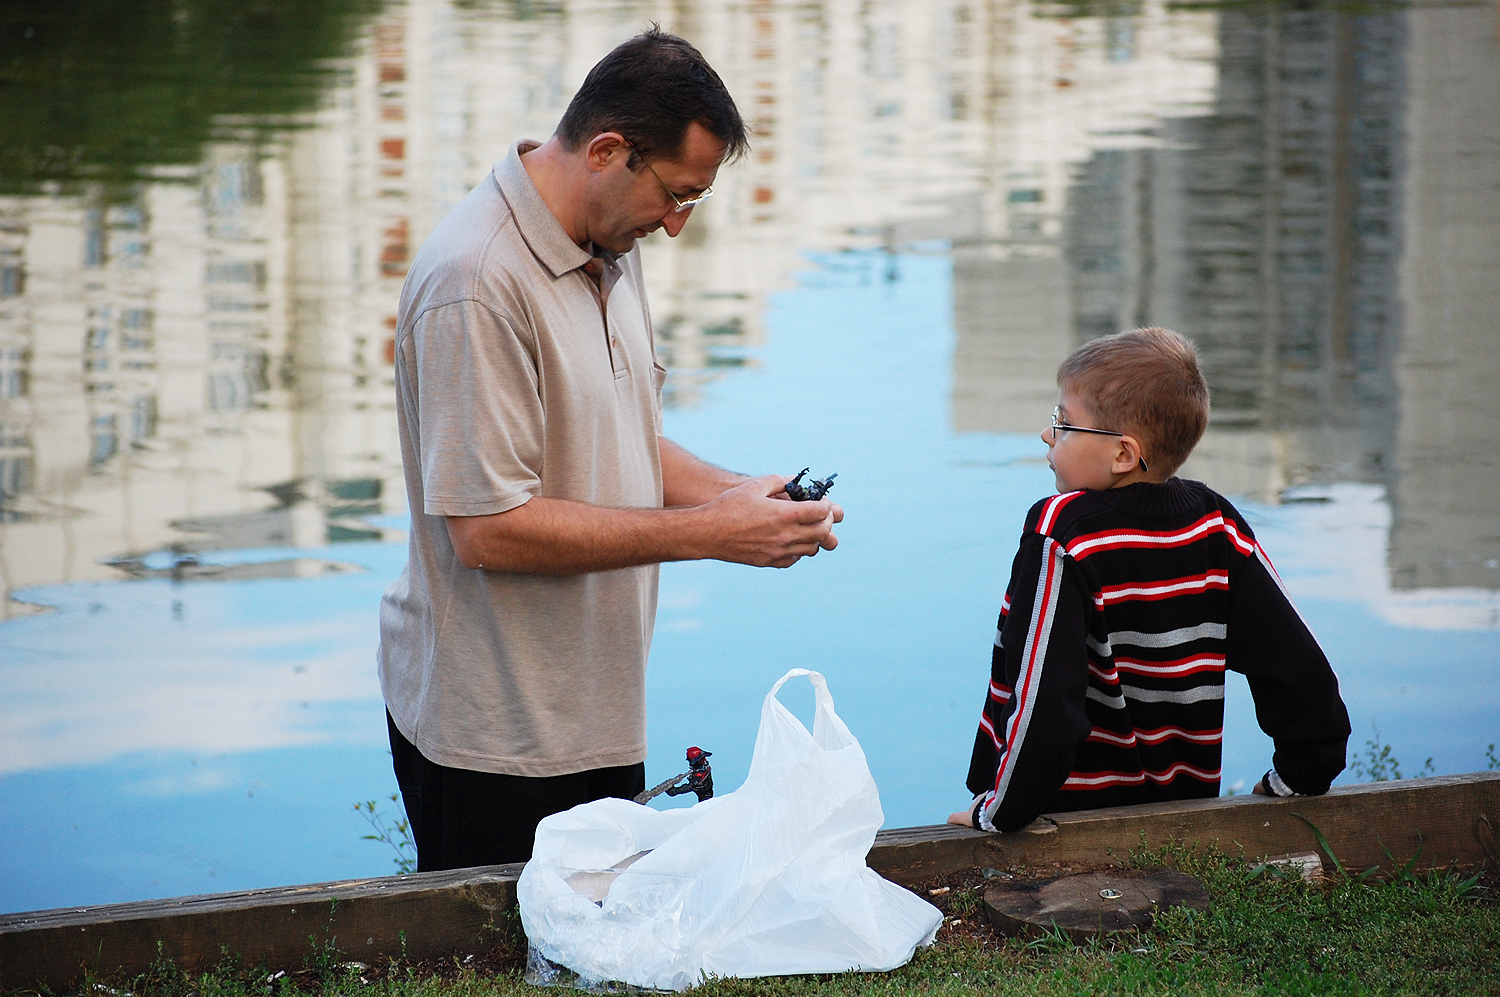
[
  {"x1": 965, "y1": 580, "x2": 1014, "y2": 798},
  {"x1": 971, "y1": 533, "x2": 1095, "y2": 832},
  {"x1": 1226, "y1": 538, "x2": 1351, "y2": 795}
]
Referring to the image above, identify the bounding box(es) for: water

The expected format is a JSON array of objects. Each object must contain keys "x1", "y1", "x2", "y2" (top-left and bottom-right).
[{"x1": 2, "y1": 0, "x2": 1498, "y2": 914}]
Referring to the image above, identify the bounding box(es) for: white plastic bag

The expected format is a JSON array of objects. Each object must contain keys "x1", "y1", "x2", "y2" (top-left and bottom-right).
[{"x1": 517, "y1": 668, "x2": 942, "y2": 991}]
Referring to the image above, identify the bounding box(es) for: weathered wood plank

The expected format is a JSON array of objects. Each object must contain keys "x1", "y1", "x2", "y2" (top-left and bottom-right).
[
  {"x1": 4, "y1": 773, "x2": 1496, "y2": 992},
  {"x1": 0, "y1": 863, "x2": 525, "y2": 992},
  {"x1": 866, "y1": 773, "x2": 1500, "y2": 882}
]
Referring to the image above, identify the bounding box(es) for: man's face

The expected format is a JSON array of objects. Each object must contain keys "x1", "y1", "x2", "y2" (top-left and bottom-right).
[{"x1": 587, "y1": 122, "x2": 725, "y2": 254}]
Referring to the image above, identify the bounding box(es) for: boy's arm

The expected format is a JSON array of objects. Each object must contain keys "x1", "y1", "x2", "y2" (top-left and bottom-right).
[
  {"x1": 1228, "y1": 542, "x2": 1351, "y2": 795},
  {"x1": 969, "y1": 534, "x2": 1094, "y2": 832},
  {"x1": 964, "y1": 583, "x2": 1013, "y2": 800}
]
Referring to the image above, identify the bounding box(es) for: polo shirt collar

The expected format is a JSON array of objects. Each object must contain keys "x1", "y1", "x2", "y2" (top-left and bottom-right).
[{"x1": 494, "y1": 139, "x2": 621, "y2": 279}]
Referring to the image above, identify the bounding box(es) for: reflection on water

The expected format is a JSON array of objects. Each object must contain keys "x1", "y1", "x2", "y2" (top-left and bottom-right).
[
  {"x1": 952, "y1": 1, "x2": 1500, "y2": 590},
  {"x1": 1, "y1": 0, "x2": 1497, "y2": 911}
]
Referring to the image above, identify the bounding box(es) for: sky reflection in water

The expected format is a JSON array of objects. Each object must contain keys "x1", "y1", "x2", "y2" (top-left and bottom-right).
[
  {"x1": 2, "y1": 0, "x2": 1499, "y2": 913},
  {"x1": 4, "y1": 253, "x2": 1497, "y2": 913}
]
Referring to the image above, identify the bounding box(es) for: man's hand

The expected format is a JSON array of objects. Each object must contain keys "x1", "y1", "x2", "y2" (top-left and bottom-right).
[
  {"x1": 698, "y1": 475, "x2": 840, "y2": 568},
  {"x1": 445, "y1": 473, "x2": 842, "y2": 575},
  {"x1": 768, "y1": 483, "x2": 844, "y2": 552},
  {"x1": 947, "y1": 806, "x2": 977, "y2": 828}
]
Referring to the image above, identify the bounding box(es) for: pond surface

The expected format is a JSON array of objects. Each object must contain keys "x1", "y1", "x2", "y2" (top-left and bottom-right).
[{"x1": 2, "y1": 0, "x2": 1498, "y2": 914}]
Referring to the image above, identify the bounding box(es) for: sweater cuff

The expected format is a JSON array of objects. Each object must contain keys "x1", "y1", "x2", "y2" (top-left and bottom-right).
[
  {"x1": 1263, "y1": 769, "x2": 1297, "y2": 798},
  {"x1": 973, "y1": 796, "x2": 996, "y2": 833}
]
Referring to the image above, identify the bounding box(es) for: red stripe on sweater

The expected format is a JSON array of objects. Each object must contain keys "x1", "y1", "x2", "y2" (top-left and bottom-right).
[
  {"x1": 1062, "y1": 762, "x2": 1221, "y2": 789},
  {"x1": 1068, "y1": 513, "x2": 1259, "y2": 561},
  {"x1": 1067, "y1": 513, "x2": 1226, "y2": 560},
  {"x1": 1223, "y1": 519, "x2": 1257, "y2": 556},
  {"x1": 1036, "y1": 491, "x2": 1085, "y2": 536},
  {"x1": 979, "y1": 712, "x2": 1004, "y2": 751},
  {"x1": 1085, "y1": 726, "x2": 1224, "y2": 747},
  {"x1": 991, "y1": 539, "x2": 1063, "y2": 802},
  {"x1": 1135, "y1": 726, "x2": 1222, "y2": 745},
  {"x1": 1099, "y1": 571, "x2": 1229, "y2": 605},
  {"x1": 1113, "y1": 653, "x2": 1226, "y2": 678}
]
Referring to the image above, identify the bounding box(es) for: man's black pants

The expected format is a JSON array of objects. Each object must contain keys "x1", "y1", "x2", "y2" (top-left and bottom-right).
[{"x1": 387, "y1": 711, "x2": 646, "y2": 870}]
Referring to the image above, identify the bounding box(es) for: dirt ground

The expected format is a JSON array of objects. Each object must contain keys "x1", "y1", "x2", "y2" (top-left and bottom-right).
[
  {"x1": 349, "y1": 863, "x2": 1100, "y2": 985},
  {"x1": 343, "y1": 863, "x2": 1500, "y2": 987}
]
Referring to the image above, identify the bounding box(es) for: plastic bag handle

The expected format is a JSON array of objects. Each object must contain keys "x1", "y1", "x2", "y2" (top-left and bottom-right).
[{"x1": 769, "y1": 667, "x2": 835, "y2": 715}]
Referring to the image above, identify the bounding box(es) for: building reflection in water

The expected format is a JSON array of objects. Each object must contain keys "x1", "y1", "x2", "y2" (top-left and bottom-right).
[
  {"x1": 952, "y1": 1, "x2": 1500, "y2": 599},
  {"x1": 0, "y1": 0, "x2": 1496, "y2": 621}
]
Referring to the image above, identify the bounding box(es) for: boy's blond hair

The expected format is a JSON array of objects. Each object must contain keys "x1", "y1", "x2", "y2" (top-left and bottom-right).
[{"x1": 1057, "y1": 327, "x2": 1209, "y2": 478}]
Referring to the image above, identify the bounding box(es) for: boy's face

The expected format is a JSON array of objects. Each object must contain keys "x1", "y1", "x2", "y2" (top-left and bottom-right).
[{"x1": 1042, "y1": 387, "x2": 1149, "y2": 492}]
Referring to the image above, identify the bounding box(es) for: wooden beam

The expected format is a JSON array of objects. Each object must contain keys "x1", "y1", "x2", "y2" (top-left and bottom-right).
[
  {"x1": 867, "y1": 772, "x2": 1500, "y2": 882},
  {"x1": 4, "y1": 773, "x2": 1496, "y2": 992},
  {"x1": 0, "y1": 863, "x2": 525, "y2": 992}
]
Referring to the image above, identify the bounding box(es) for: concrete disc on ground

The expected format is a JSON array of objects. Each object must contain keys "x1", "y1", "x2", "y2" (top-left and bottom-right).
[{"x1": 984, "y1": 868, "x2": 1209, "y2": 942}]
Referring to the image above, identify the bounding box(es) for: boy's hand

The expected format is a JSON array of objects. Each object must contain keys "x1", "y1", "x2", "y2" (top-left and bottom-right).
[{"x1": 947, "y1": 807, "x2": 976, "y2": 828}]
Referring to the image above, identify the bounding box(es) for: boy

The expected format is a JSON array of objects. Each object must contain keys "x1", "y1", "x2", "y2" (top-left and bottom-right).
[{"x1": 949, "y1": 328, "x2": 1350, "y2": 833}]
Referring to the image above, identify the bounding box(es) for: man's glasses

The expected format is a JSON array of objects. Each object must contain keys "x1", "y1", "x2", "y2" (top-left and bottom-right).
[
  {"x1": 1050, "y1": 406, "x2": 1150, "y2": 472},
  {"x1": 628, "y1": 143, "x2": 715, "y2": 213}
]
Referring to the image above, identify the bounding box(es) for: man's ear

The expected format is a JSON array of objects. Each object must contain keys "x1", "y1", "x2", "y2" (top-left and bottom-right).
[{"x1": 584, "y1": 132, "x2": 630, "y2": 173}]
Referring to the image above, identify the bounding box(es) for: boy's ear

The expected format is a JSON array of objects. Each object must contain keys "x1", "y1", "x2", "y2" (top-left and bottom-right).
[{"x1": 1111, "y1": 436, "x2": 1149, "y2": 475}]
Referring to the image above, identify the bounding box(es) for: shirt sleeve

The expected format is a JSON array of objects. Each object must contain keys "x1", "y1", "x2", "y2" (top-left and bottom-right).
[
  {"x1": 407, "y1": 298, "x2": 544, "y2": 517},
  {"x1": 1226, "y1": 539, "x2": 1351, "y2": 795},
  {"x1": 971, "y1": 533, "x2": 1095, "y2": 832}
]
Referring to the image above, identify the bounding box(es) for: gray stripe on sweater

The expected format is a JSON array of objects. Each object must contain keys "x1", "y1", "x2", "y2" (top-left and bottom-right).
[
  {"x1": 1094, "y1": 622, "x2": 1228, "y2": 657},
  {"x1": 1122, "y1": 683, "x2": 1225, "y2": 704}
]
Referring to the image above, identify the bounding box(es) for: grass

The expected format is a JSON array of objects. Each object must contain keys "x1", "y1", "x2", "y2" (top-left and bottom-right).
[{"x1": 39, "y1": 843, "x2": 1498, "y2": 997}]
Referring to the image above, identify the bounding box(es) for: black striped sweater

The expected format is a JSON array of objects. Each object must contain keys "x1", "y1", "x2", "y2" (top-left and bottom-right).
[{"x1": 966, "y1": 478, "x2": 1350, "y2": 833}]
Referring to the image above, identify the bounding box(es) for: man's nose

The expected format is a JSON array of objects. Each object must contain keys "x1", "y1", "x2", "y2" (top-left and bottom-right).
[{"x1": 660, "y1": 206, "x2": 693, "y2": 238}]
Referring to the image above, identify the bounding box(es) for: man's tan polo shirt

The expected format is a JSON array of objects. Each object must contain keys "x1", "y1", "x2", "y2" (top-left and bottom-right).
[{"x1": 379, "y1": 140, "x2": 667, "y2": 777}]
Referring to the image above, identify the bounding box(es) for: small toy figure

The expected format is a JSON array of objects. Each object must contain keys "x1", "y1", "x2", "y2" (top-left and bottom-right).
[
  {"x1": 784, "y1": 468, "x2": 837, "y2": 502},
  {"x1": 665, "y1": 746, "x2": 714, "y2": 802},
  {"x1": 634, "y1": 746, "x2": 715, "y2": 804}
]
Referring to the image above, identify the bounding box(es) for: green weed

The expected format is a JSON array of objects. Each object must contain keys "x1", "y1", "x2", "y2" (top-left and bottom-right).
[
  {"x1": 355, "y1": 795, "x2": 416, "y2": 875},
  {"x1": 1346, "y1": 725, "x2": 1434, "y2": 782}
]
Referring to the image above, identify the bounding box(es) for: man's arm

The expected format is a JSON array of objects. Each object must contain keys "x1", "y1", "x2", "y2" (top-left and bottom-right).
[
  {"x1": 445, "y1": 439, "x2": 842, "y2": 575},
  {"x1": 660, "y1": 437, "x2": 746, "y2": 507}
]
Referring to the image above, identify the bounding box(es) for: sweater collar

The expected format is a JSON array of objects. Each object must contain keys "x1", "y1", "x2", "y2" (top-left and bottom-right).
[{"x1": 1090, "y1": 478, "x2": 1204, "y2": 517}]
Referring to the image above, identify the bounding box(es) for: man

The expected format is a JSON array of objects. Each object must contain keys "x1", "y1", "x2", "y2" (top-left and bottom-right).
[{"x1": 378, "y1": 28, "x2": 843, "y2": 870}]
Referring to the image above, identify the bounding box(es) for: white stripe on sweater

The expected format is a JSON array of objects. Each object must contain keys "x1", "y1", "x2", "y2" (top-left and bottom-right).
[
  {"x1": 1068, "y1": 515, "x2": 1223, "y2": 558},
  {"x1": 983, "y1": 537, "x2": 1066, "y2": 832}
]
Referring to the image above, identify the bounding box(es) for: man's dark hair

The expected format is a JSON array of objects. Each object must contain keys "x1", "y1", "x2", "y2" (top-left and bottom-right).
[{"x1": 557, "y1": 27, "x2": 748, "y2": 167}]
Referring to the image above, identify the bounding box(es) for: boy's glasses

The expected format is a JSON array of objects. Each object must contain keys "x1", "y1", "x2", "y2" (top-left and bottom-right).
[{"x1": 1050, "y1": 407, "x2": 1150, "y2": 472}]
